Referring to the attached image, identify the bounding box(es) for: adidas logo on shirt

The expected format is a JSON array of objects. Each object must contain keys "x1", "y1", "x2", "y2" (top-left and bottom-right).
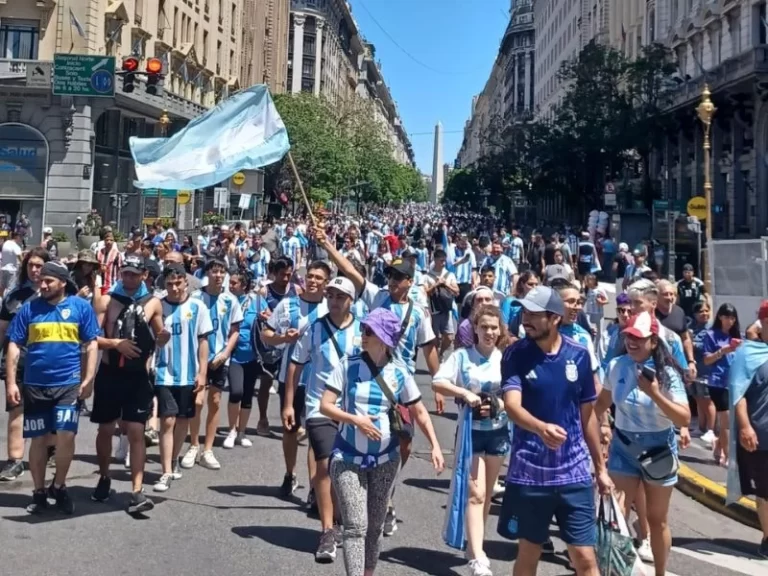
[{"x1": 525, "y1": 370, "x2": 537, "y2": 380}]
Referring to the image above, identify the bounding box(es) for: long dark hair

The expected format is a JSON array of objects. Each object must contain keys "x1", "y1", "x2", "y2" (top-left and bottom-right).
[
  {"x1": 649, "y1": 335, "x2": 685, "y2": 390},
  {"x1": 514, "y1": 270, "x2": 538, "y2": 298},
  {"x1": 18, "y1": 247, "x2": 50, "y2": 286},
  {"x1": 712, "y1": 303, "x2": 740, "y2": 338}
]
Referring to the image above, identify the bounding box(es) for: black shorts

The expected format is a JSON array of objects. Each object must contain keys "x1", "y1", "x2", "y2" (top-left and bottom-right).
[
  {"x1": 277, "y1": 381, "x2": 306, "y2": 433},
  {"x1": 5, "y1": 370, "x2": 23, "y2": 412},
  {"x1": 207, "y1": 363, "x2": 229, "y2": 390},
  {"x1": 708, "y1": 386, "x2": 729, "y2": 412},
  {"x1": 22, "y1": 384, "x2": 81, "y2": 438},
  {"x1": 306, "y1": 418, "x2": 338, "y2": 461},
  {"x1": 737, "y1": 445, "x2": 768, "y2": 499},
  {"x1": 90, "y1": 363, "x2": 154, "y2": 425},
  {"x1": 155, "y1": 386, "x2": 196, "y2": 419}
]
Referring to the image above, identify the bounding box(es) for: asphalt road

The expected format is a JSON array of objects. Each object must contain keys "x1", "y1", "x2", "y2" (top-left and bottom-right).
[{"x1": 0, "y1": 361, "x2": 767, "y2": 576}]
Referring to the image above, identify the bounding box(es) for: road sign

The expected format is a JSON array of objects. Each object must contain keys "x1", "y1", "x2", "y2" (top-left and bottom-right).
[
  {"x1": 26, "y1": 62, "x2": 51, "y2": 88},
  {"x1": 214, "y1": 187, "x2": 229, "y2": 208},
  {"x1": 53, "y1": 54, "x2": 116, "y2": 97},
  {"x1": 232, "y1": 172, "x2": 246, "y2": 186},
  {"x1": 687, "y1": 195, "x2": 708, "y2": 220},
  {"x1": 238, "y1": 194, "x2": 252, "y2": 210},
  {"x1": 177, "y1": 190, "x2": 192, "y2": 205},
  {"x1": 604, "y1": 193, "x2": 617, "y2": 207}
]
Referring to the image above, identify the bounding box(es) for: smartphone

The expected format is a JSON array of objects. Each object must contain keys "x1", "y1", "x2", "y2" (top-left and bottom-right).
[
  {"x1": 730, "y1": 338, "x2": 742, "y2": 348},
  {"x1": 640, "y1": 366, "x2": 657, "y2": 381}
]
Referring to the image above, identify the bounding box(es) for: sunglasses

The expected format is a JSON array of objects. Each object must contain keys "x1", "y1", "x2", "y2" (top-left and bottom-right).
[
  {"x1": 362, "y1": 326, "x2": 375, "y2": 337},
  {"x1": 617, "y1": 307, "x2": 631, "y2": 315}
]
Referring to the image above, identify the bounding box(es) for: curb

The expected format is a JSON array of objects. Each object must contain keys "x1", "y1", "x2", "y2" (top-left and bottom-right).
[{"x1": 676, "y1": 463, "x2": 760, "y2": 530}]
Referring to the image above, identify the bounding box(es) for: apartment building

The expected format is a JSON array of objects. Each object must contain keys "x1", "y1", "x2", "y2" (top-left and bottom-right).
[
  {"x1": 502, "y1": 0, "x2": 535, "y2": 122},
  {"x1": 240, "y1": 0, "x2": 290, "y2": 93},
  {"x1": 0, "y1": 0, "x2": 243, "y2": 235}
]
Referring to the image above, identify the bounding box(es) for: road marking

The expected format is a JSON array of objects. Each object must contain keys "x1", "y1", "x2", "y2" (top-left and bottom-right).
[{"x1": 672, "y1": 541, "x2": 768, "y2": 575}]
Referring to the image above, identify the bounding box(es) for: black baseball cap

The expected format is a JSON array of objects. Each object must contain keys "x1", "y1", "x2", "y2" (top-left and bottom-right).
[
  {"x1": 386, "y1": 257, "x2": 415, "y2": 279},
  {"x1": 121, "y1": 255, "x2": 147, "y2": 274},
  {"x1": 682, "y1": 264, "x2": 694, "y2": 272}
]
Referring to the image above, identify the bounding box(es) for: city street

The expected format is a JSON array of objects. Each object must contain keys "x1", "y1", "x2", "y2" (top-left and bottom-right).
[{"x1": 0, "y1": 362, "x2": 766, "y2": 576}]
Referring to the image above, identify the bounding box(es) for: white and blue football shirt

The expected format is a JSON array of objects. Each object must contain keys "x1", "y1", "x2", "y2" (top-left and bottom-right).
[
  {"x1": 155, "y1": 297, "x2": 213, "y2": 386},
  {"x1": 267, "y1": 295, "x2": 328, "y2": 384},
  {"x1": 192, "y1": 289, "x2": 243, "y2": 363}
]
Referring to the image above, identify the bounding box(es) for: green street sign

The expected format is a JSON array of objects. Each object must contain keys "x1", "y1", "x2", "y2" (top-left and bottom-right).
[{"x1": 53, "y1": 54, "x2": 116, "y2": 97}]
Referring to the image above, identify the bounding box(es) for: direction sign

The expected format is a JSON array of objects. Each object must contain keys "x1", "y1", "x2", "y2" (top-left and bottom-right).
[{"x1": 53, "y1": 54, "x2": 116, "y2": 97}]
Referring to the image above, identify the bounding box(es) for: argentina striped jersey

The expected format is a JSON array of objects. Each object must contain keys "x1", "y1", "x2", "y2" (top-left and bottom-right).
[
  {"x1": 248, "y1": 247, "x2": 271, "y2": 285},
  {"x1": 452, "y1": 248, "x2": 476, "y2": 284},
  {"x1": 482, "y1": 254, "x2": 518, "y2": 295},
  {"x1": 280, "y1": 236, "x2": 301, "y2": 264},
  {"x1": 192, "y1": 290, "x2": 244, "y2": 363},
  {"x1": 267, "y1": 295, "x2": 328, "y2": 383},
  {"x1": 154, "y1": 297, "x2": 213, "y2": 386}
]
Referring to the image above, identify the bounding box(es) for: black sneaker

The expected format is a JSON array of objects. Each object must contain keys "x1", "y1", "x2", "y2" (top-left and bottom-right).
[
  {"x1": 127, "y1": 490, "x2": 155, "y2": 515},
  {"x1": 0, "y1": 459, "x2": 24, "y2": 481},
  {"x1": 25, "y1": 489, "x2": 48, "y2": 514},
  {"x1": 315, "y1": 529, "x2": 337, "y2": 563},
  {"x1": 279, "y1": 473, "x2": 297, "y2": 498},
  {"x1": 758, "y1": 538, "x2": 768, "y2": 559},
  {"x1": 91, "y1": 476, "x2": 111, "y2": 502},
  {"x1": 542, "y1": 538, "x2": 556, "y2": 554},
  {"x1": 50, "y1": 484, "x2": 75, "y2": 515}
]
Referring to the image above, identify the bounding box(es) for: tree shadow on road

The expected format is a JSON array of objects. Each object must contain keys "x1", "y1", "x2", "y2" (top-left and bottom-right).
[
  {"x1": 207, "y1": 484, "x2": 307, "y2": 510},
  {"x1": 402, "y1": 477, "x2": 450, "y2": 495},
  {"x1": 231, "y1": 525, "x2": 318, "y2": 555},
  {"x1": 379, "y1": 546, "x2": 465, "y2": 576},
  {"x1": 672, "y1": 536, "x2": 766, "y2": 560}
]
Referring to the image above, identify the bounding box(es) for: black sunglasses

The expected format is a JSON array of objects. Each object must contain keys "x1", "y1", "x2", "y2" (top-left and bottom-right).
[{"x1": 362, "y1": 326, "x2": 375, "y2": 337}]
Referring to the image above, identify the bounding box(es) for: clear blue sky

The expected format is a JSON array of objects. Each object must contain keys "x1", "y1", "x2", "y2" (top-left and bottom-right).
[{"x1": 350, "y1": 0, "x2": 511, "y2": 174}]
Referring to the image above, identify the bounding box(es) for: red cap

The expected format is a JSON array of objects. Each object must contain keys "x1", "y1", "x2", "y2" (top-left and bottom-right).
[
  {"x1": 758, "y1": 300, "x2": 768, "y2": 320},
  {"x1": 622, "y1": 311, "x2": 659, "y2": 339}
]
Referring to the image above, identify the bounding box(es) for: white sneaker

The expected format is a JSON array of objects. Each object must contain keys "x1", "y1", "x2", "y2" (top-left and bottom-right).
[
  {"x1": 700, "y1": 430, "x2": 716, "y2": 448},
  {"x1": 223, "y1": 430, "x2": 237, "y2": 449},
  {"x1": 171, "y1": 461, "x2": 183, "y2": 480},
  {"x1": 237, "y1": 434, "x2": 253, "y2": 447},
  {"x1": 115, "y1": 435, "x2": 129, "y2": 461},
  {"x1": 180, "y1": 445, "x2": 199, "y2": 469},
  {"x1": 199, "y1": 450, "x2": 221, "y2": 470},
  {"x1": 269, "y1": 384, "x2": 277, "y2": 395},
  {"x1": 636, "y1": 538, "x2": 654, "y2": 563},
  {"x1": 124, "y1": 447, "x2": 131, "y2": 469},
  {"x1": 153, "y1": 473, "x2": 172, "y2": 492},
  {"x1": 468, "y1": 557, "x2": 493, "y2": 576}
]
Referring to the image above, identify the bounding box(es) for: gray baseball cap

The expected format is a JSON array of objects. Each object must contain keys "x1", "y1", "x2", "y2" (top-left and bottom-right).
[{"x1": 518, "y1": 286, "x2": 565, "y2": 317}]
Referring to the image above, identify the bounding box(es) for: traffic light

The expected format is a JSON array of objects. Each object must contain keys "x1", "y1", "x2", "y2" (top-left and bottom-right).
[
  {"x1": 121, "y1": 56, "x2": 139, "y2": 93},
  {"x1": 145, "y1": 57, "x2": 163, "y2": 96}
]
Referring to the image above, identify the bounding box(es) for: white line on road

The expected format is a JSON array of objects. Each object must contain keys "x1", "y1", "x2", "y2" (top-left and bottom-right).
[{"x1": 671, "y1": 541, "x2": 768, "y2": 575}]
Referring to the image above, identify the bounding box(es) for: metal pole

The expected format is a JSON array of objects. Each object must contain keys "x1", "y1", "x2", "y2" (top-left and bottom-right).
[{"x1": 696, "y1": 85, "x2": 716, "y2": 293}]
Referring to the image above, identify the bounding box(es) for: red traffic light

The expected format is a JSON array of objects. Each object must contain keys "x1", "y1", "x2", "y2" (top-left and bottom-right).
[
  {"x1": 145, "y1": 57, "x2": 163, "y2": 74},
  {"x1": 122, "y1": 56, "x2": 139, "y2": 72}
]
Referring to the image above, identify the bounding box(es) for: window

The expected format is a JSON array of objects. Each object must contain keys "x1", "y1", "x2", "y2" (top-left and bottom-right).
[
  {"x1": 203, "y1": 30, "x2": 209, "y2": 61},
  {"x1": 0, "y1": 19, "x2": 40, "y2": 59},
  {"x1": 648, "y1": 8, "x2": 655, "y2": 43},
  {"x1": 302, "y1": 60, "x2": 314, "y2": 76},
  {"x1": 756, "y1": 2, "x2": 767, "y2": 46}
]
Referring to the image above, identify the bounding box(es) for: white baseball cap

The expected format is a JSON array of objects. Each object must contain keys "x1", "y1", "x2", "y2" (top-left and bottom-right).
[
  {"x1": 327, "y1": 276, "x2": 356, "y2": 299},
  {"x1": 43, "y1": 226, "x2": 53, "y2": 234}
]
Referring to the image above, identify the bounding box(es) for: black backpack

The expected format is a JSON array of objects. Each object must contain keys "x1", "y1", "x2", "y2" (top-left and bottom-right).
[
  {"x1": 109, "y1": 293, "x2": 155, "y2": 370},
  {"x1": 429, "y1": 273, "x2": 455, "y2": 315}
]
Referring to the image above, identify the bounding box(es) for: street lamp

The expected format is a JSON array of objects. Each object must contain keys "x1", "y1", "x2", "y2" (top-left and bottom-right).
[{"x1": 695, "y1": 84, "x2": 716, "y2": 293}]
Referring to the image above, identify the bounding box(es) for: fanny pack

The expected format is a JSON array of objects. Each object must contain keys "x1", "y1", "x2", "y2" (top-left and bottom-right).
[
  {"x1": 332, "y1": 434, "x2": 398, "y2": 470},
  {"x1": 615, "y1": 429, "x2": 678, "y2": 483}
]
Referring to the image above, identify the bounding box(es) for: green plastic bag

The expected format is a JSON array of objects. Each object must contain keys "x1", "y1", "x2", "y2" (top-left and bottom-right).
[{"x1": 595, "y1": 493, "x2": 647, "y2": 576}]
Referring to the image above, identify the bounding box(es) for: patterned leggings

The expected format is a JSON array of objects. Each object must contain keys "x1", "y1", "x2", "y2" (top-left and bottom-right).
[{"x1": 331, "y1": 458, "x2": 400, "y2": 576}]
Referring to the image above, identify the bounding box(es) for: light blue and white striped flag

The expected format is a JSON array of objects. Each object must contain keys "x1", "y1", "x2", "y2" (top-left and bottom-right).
[
  {"x1": 69, "y1": 8, "x2": 86, "y2": 39},
  {"x1": 443, "y1": 405, "x2": 472, "y2": 550},
  {"x1": 129, "y1": 84, "x2": 290, "y2": 190}
]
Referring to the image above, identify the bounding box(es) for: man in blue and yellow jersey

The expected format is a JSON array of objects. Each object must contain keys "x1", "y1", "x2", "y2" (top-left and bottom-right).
[{"x1": 5, "y1": 261, "x2": 100, "y2": 515}]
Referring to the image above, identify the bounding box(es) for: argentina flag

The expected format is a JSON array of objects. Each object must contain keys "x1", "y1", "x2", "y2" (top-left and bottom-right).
[
  {"x1": 443, "y1": 405, "x2": 472, "y2": 550},
  {"x1": 130, "y1": 85, "x2": 290, "y2": 190}
]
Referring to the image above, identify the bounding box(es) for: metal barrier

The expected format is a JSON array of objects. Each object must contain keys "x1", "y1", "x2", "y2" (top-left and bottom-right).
[{"x1": 709, "y1": 238, "x2": 768, "y2": 323}]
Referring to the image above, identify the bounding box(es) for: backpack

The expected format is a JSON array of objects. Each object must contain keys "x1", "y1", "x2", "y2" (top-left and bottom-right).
[
  {"x1": 250, "y1": 292, "x2": 283, "y2": 368},
  {"x1": 109, "y1": 293, "x2": 155, "y2": 370},
  {"x1": 429, "y1": 272, "x2": 455, "y2": 315}
]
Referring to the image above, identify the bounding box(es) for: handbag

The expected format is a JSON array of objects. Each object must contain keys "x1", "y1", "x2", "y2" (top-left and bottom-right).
[
  {"x1": 615, "y1": 429, "x2": 678, "y2": 483},
  {"x1": 375, "y1": 372, "x2": 412, "y2": 438},
  {"x1": 595, "y1": 493, "x2": 646, "y2": 576}
]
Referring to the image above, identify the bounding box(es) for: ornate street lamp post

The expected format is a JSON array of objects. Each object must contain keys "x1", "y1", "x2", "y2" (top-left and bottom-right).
[{"x1": 695, "y1": 85, "x2": 716, "y2": 293}]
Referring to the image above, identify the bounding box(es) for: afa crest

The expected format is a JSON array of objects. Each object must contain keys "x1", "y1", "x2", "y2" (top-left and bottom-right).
[{"x1": 565, "y1": 360, "x2": 578, "y2": 382}]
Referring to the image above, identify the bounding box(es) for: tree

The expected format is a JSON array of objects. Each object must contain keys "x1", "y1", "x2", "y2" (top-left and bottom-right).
[{"x1": 442, "y1": 168, "x2": 481, "y2": 206}]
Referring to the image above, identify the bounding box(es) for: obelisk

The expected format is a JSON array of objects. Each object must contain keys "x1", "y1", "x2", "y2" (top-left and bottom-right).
[{"x1": 431, "y1": 122, "x2": 443, "y2": 204}]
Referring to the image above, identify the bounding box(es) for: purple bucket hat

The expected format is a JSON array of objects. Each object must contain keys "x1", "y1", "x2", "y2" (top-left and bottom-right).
[{"x1": 361, "y1": 308, "x2": 402, "y2": 349}]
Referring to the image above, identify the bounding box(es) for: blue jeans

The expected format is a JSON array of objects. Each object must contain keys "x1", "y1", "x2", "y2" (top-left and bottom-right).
[{"x1": 608, "y1": 428, "x2": 678, "y2": 486}]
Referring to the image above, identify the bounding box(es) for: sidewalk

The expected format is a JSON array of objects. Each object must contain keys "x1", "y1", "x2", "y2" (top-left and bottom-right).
[{"x1": 677, "y1": 432, "x2": 760, "y2": 530}]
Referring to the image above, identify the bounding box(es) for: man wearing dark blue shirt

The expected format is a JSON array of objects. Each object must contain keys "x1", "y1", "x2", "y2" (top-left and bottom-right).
[{"x1": 498, "y1": 286, "x2": 612, "y2": 576}]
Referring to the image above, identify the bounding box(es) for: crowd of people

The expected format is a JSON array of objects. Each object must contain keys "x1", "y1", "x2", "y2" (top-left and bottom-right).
[{"x1": 0, "y1": 202, "x2": 766, "y2": 576}]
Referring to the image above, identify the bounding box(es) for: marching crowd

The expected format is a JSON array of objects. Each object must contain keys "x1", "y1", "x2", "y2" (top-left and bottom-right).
[{"x1": 0, "y1": 202, "x2": 767, "y2": 576}]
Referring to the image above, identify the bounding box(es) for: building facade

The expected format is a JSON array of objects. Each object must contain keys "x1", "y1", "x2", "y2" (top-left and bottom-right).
[
  {"x1": 502, "y1": 0, "x2": 535, "y2": 122},
  {"x1": 240, "y1": 0, "x2": 290, "y2": 93},
  {"x1": 0, "y1": 0, "x2": 243, "y2": 237}
]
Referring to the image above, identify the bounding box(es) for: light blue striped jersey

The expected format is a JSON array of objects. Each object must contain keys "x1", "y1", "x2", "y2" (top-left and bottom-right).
[
  {"x1": 365, "y1": 231, "x2": 381, "y2": 256},
  {"x1": 433, "y1": 346, "x2": 507, "y2": 431},
  {"x1": 280, "y1": 236, "x2": 301, "y2": 264},
  {"x1": 328, "y1": 354, "x2": 421, "y2": 466},
  {"x1": 605, "y1": 355, "x2": 687, "y2": 433},
  {"x1": 508, "y1": 236, "x2": 524, "y2": 264},
  {"x1": 248, "y1": 247, "x2": 271, "y2": 285},
  {"x1": 155, "y1": 297, "x2": 213, "y2": 386},
  {"x1": 364, "y1": 286, "x2": 436, "y2": 374},
  {"x1": 232, "y1": 293, "x2": 264, "y2": 364},
  {"x1": 452, "y1": 247, "x2": 476, "y2": 284},
  {"x1": 266, "y1": 295, "x2": 328, "y2": 383},
  {"x1": 192, "y1": 289, "x2": 243, "y2": 363},
  {"x1": 414, "y1": 247, "x2": 429, "y2": 271},
  {"x1": 292, "y1": 316, "x2": 363, "y2": 420},
  {"x1": 481, "y1": 254, "x2": 518, "y2": 294},
  {"x1": 351, "y1": 296, "x2": 369, "y2": 320}
]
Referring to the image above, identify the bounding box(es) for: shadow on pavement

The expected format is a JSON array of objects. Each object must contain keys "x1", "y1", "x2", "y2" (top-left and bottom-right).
[
  {"x1": 379, "y1": 546, "x2": 464, "y2": 576},
  {"x1": 431, "y1": 410, "x2": 458, "y2": 422},
  {"x1": 402, "y1": 477, "x2": 450, "y2": 495},
  {"x1": 679, "y1": 453, "x2": 718, "y2": 466},
  {"x1": 231, "y1": 525, "x2": 318, "y2": 555},
  {"x1": 671, "y1": 536, "x2": 765, "y2": 559}
]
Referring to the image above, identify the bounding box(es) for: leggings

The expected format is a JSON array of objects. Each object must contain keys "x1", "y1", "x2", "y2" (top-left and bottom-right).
[
  {"x1": 228, "y1": 361, "x2": 259, "y2": 409},
  {"x1": 331, "y1": 458, "x2": 400, "y2": 576}
]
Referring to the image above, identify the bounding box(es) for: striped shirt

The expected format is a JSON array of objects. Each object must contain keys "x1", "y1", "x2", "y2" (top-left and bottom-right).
[
  {"x1": 267, "y1": 295, "x2": 328, "y2": 383},
  {"x1": 414, "y1": 247, "x2": 430, "y2": 271},
  {"x1": 280, "y1": 236, "x2": 301, "y2": 264},
  {"x1": 364, "y1": 287, "x2": 436, "y2": 374},
  {"x1": 605, "y1": 355, "x2": 687, "y2": 433},
  {"x1": 328, "y1": 354, "x2": 421, "y2": 466},
  {"x1": 192, "y1": 290, "x2": 243, "y2": 363},
  {"x1": 365, "y1": 232, "x2": 381, "y2": 257},
  {"x1": 452, "y1": 247, "x2": 476, "y2": 284},
  {"x1": 155, "y1": 297, "x2": 213, "y2": 386},
  {"x1": 433, "y1": 346, "x2": 507, "y2": 431},
  {"x1": 248, "y1": 247, "x2": 271, "y2": 286},
  {"x1": 292, "y1": 316, "x2": 363, "y2": 420},
  {"x1": 508, "y1": 236, "x2": 525, "y2": 264},
  {"x1": 482, "y1": 254, "x2": 518, "y2": 295}
]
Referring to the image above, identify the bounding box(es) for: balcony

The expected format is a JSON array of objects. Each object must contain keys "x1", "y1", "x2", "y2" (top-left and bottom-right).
[{"x1": 0, "y1": 59, "x2": 35, "y2": 78}]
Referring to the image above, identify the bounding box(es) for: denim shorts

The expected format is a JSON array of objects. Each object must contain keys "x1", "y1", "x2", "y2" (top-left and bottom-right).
[
  {"x1": 471, "y1": 427, "x2": 510, "y2": 456},
  {"x1": 497, "y1": 479, "x2": 596, "y2": 546},
  {"x1": 608, "y1": 428, "x2": 678, "y2": 486}
]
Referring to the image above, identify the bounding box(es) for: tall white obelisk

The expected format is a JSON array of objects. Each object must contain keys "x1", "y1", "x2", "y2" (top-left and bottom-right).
[{"x1": 431, "y1": 122, "x2": 443, "y2": 204}]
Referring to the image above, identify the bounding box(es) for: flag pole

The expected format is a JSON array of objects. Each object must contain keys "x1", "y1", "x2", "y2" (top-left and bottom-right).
[{"x1": 287, "y1": 151, "x2": 317, "y2": 226}]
